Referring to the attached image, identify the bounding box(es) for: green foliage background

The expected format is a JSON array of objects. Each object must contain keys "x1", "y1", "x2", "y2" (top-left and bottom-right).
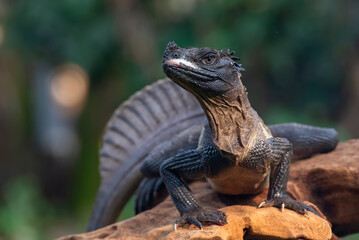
[{"x1": 0, "y1": 0, "x2": 358, "y2": 239}]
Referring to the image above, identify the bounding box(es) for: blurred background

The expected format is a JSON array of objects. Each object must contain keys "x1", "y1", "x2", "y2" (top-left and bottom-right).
[{"x1": 0, "y1": 0, "x2": 358, "y2": 239}]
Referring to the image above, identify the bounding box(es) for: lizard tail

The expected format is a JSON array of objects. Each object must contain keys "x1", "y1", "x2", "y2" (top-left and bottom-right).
[
  {"x1": 87, "y1": 78, "x2": 205, "y2": 231},
  {"x1": 269, "y1": 123, "x2": 338, "y2": 160}
]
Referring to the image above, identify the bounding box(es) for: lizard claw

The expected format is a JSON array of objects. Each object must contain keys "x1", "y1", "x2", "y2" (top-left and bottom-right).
[
  {"x1": 175, "y1": 207, "x2": 227, "y2": 230},
  {"x1": 258, "y1": 195, "x2": 319, "y2": 217},
  {"x1": 174, "y1": 223, "x2": 178, "y2": 231},
  {"x1": 258, "y1": 201, "x2": 266, "y2": 208}
]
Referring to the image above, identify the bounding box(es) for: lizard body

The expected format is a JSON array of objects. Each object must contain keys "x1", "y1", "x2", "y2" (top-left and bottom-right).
[
  {"x1": 157, "y1": 42, "x2": 303, "y2": 228},
  {"x1": 87, "y1": 42, "x2": 338, "y2": 231}
]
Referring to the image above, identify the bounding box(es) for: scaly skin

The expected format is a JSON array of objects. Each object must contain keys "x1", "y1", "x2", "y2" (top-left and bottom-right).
[{"x1": 139, "y1": 42, "x2": 336, "y2": 229}]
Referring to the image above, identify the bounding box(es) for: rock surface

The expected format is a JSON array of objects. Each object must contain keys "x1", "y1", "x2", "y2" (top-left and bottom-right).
[{"x1": 59, "y1": 139, "x2": 359, "y2": 240}]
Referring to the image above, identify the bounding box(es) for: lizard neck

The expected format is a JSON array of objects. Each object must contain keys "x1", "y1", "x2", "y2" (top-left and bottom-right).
[{"x1": 196, "y1": 74, "x2": 261, "y2": 156}]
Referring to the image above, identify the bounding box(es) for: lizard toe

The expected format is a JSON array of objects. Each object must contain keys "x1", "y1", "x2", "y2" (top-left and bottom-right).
[
  {"x1": 259, "y1": 195, "x2": 319, "y2": 217},
  {"x1": 196, "y1": 209, "x2": 228, "y2": 226},
  {"x1": 176, "y1": 207, "x2": 228, "y2": 230}
]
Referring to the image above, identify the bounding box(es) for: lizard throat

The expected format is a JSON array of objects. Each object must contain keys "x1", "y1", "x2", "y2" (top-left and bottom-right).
[{"x1": 196, "y1": 76, "x2": 260, "y2": 157}]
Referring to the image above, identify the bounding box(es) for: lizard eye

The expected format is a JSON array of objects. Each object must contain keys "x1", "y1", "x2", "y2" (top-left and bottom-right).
[{"x1": 202, "y1": 55, "x2": 217, "y2": 65}]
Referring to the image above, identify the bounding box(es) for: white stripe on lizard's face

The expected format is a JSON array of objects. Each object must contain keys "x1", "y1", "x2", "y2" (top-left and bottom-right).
[{"x1": 167, "y1": 58, "x2": 198, "y2": 70}]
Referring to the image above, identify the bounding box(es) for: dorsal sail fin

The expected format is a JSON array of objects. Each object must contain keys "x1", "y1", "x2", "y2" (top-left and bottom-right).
[{"x1": 88, "y1": 78, "x2": 205, "y2": 231}]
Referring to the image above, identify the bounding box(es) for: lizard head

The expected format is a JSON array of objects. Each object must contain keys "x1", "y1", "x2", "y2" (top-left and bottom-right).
[{"x1": 162, "y1": 41, "x2": 244, "y2": 100}]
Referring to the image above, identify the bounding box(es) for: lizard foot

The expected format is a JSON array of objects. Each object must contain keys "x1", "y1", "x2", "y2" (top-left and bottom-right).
[
  {"x1": 175, "y1": 207, "x2": 227, "y2": 230},
  {"x1": 258, "y1": 195, "x2": 319, "y2": 217}
]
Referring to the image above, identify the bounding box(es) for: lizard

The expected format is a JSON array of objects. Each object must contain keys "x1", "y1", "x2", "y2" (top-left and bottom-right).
[{"x1": 87, "y1": 42, "x2": 338, "y2": 231}]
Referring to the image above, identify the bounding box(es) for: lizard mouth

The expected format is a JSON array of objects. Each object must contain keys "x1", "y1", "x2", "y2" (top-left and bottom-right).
[{"x1": 163, "y1": 59, "x2": 217, "y2": 82}]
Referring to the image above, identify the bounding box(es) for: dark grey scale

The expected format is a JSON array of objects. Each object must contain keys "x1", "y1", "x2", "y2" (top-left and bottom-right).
[
  {"x1": 269, "y1": 123, "x2": 338, "y2": 160},
  {"x1": 240, "y1": 139, "x2": 271, "y2": 173},
  {"x1": 135, "y1": 177, "x2": 167, "y2": 214},
  {"x1": 268, "y1": 137, "x2": 293, "y2": 164}
]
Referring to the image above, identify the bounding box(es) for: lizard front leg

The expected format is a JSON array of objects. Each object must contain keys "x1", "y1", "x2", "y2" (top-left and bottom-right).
[
  {"x1": 259, "y1": 137, "x2": 318, "y2": 216},
  {"x1": 160, "y1": 149, "x2": 227, "y2": 229}
]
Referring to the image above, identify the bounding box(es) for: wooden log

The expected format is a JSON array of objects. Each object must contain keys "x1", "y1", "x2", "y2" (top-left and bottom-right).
[{"x1": 58, "y1": 139, "x2": 359, "y2": 240}]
